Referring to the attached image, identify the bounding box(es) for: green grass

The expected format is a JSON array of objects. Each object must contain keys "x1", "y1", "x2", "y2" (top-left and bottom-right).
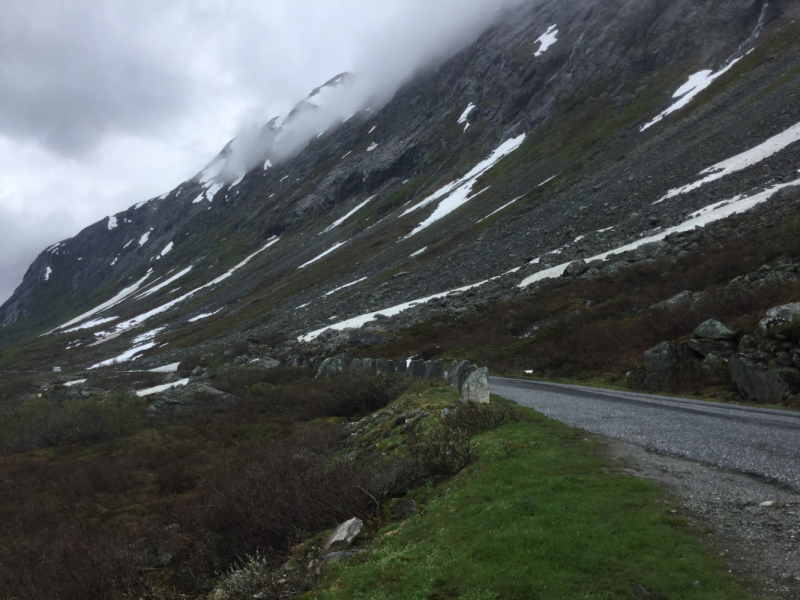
[{"x1": 308, "y1": 399, "x2": 749, "y2": 600}]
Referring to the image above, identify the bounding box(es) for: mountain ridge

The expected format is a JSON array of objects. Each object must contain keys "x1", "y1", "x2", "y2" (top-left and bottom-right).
[{"x1": 2, "y1": 0, "x2": 800, "y2": 372}]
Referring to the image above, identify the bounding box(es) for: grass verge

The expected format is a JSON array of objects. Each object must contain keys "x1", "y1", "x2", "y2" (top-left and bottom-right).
[{"x1": 307, "y1": 395, "x2": 749, "y2": 600}]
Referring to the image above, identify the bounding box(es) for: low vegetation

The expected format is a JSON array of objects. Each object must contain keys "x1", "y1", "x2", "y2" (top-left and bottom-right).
[
  {"x1": 0, "y1": 369, "x2": 753, "y2": 599},
  {"x1": 310, "y1": 396, "x2": 749, "y2": 600}
]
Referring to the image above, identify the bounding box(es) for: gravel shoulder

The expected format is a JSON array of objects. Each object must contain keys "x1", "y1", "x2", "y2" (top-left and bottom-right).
[{"x1": 606, "y1": 441, "x2": 800, "y2": 599}]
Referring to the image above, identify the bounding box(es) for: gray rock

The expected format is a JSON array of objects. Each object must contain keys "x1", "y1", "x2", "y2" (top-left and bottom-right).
[
  {"x1": 694, "y1": 319, "x2": 738, "y2": 341},
  {"x1": 350, "y1": 358, "x2": 362, "y2": 371},
  {"x1": 460, "y1": 367, "x2": 490, "y2": 403},
  {"x1": 361, "y1": 358, "x2": 376, "y2": 374},
  {"x1": 701, "y1": 352, "x2": 728, "y2": 370},
  {"x1": 316, "y1": 357, "x2": 333, "y2": 378},
  {"x1": 249, "y1": 357, "x2": 281, "y2": 370},
  {"x1": 654, "y1": 290, "x2": 696, "y2": 310},
  {"x1": 328, "y1": 352, "x2": 351, "y2": 376},
  {"x1": 643, "y1": 341, "x2": 678, "y2": 390},
  {"x1": 738, "y1": 335, "x2": 758, "y2": 352},
  {"x1": 729, "y1": 355, "x2": 793, "y2": 403},
  {"x1": 562, "y1": 260, "x2": 588, "y2": 277},
  {"x1": 322, "y1": 517, "x2": 363, "y2": 554},
  {"x1": 408, "y1": 359, "x2": 426, "y2": 378},
  {"x1": 347, "y1": 329, "x2": 394, "y2": 349},
  {"x1": 757, "y1": 302, "x2": 800, "y2": 333},
  {"x1": 448, "y1": 360, "x2": 460, "y2": 389},
  {"x1": 424, "y1": 359, "x2": 444, "y2": 380},
  {"x1": 375, "y1": 358, "x2": 389, "y2": 374},
  {"x1": 450, "y1": 360, "x2": 477, "y2": 393},
  {"x1": 687, "y1": 338, "x2": 734, "y2": 358},
  {"x1": 191, "y1": 366, "x2": 203, "y2": 376},
  {"x1": 633, "y1": 240, "x2": 668, "y2": 261}
]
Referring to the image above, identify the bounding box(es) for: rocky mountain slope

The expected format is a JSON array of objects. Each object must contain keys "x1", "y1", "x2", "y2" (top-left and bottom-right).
[{"x1": 2, "y1": 0, "x2": 800, "y2": 375}]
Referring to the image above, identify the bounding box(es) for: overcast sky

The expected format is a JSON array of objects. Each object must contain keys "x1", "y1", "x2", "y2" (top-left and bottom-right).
[{"x1": 0, "y1": 0, "x2": 524, "y2": 304}]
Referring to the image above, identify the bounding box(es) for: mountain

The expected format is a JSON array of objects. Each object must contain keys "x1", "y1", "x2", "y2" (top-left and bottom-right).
[{"x1": 2, "y1": 0, "x2": 800, "y2": 372}]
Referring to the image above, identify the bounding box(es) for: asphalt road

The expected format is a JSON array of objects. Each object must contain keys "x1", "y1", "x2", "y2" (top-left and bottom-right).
[{"x1": 491, "y1": 377, "x2": 800, "y2": 492}]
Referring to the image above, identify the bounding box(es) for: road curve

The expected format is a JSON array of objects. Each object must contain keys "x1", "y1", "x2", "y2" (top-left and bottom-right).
[{"x1": 491, "y1": 377, "x2": 800, "y2": 492}]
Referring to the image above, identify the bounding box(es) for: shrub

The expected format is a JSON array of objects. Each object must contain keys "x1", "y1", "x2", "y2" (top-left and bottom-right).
[
  {"x1": 407, "y1": 423, "x2": 477, "y2": 478},
  {"x1": 443, "y1": 400, "x2": 521, "y2": 435}
]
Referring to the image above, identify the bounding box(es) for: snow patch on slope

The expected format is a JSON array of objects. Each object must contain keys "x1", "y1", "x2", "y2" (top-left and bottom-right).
[
  {"x1": 641, "y1": 58, "x2": 741, "y2": 131},
  {"x1": 135, "y1": 266, "x2": 192, "y2": 300},
  {"x1": 324, "y1": 278, "x2": 367, "y2": 297},
  {"x1": 299, "y1": 241, "x2": 348, "y2": 269},
  {"x1": 655, "y1": 121, "x2": 800, "y2": 203},
  {"x1": 520, "y1": 178, "x2": 800, "y2": 287},
  {"x1": 108, "y1": 216, "x2": 118, "y2": 230},
  {"x1": 457, "y1": 103, "x2": 476, "y2": 124},
  {"x1": 301, "y1": 179, "x2": 800, "y2": 343},
  {"x1": 402, "y1": 134, "x2": 526, "y2": 237},
  {"x1": 534, "y1": 25, "x2": 558, "y2": 57},
  {"x1": 92, "y1": 238, "x2": 280, "y2": 341},
  {"x1": 52, "y1": 271, "x2": 153, "y2": 332},
  {"x1": 322, "y1": 196, "x2": 375, "y2": 233}
]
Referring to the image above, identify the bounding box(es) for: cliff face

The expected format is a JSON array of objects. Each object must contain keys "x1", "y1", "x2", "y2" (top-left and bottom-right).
[{"x1": 3, "y1": 0, "x2": 800, "y2": 369}]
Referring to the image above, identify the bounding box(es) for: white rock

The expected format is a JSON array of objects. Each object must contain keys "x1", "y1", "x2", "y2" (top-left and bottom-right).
[{"x1": 322, "y1": 517, "x2": 363, "y2": 554}]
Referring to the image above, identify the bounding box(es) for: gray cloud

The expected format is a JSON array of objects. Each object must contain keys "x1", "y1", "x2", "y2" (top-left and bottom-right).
[{"x1": 0, "y1": 0, "x2": 528, "y2": 304}]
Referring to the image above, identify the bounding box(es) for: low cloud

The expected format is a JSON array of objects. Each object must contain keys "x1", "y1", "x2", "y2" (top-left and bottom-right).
[{"x1": 0, "y1": 0, "x2": 528, "y2": 304}]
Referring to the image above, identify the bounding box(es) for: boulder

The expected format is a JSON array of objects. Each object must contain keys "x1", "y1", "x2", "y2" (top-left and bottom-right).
[
  {"x1": 448, "y1": 360, "x2": 460, "y2": 389},
  {"x1": 450, "y1": 360, "x2": 477, "y2": 392},
  {"x1": 350, "y1": 358, "x2": 362, "y2": 371},
  {"x1": 408, "y1": 359, "x2": 427, "y2": 378},
  {"x1": 687, "y1": 338, "x2": 734, "y2": 358},
  {"x1": 562, "y1": 260, "x2": 588, "y2": 277},
  {"x1": 375, "y1": 358, "x2": 389, "y2": 374},
  {"x1": 361, "y1": 358, "x2": 376, "y2": 374},
  {"x1": 633, "y1": 240, "x2": 668, "y2": 261},
  {"x1": 249, "y1": 357, "x2": 281, "y2": 370},
  {"x1": 316, "y1": 352, "x2": 350, "y2": 377},
  {"x1": 322, "y1": 517, "x2": 364, "y2": 554},
  {"x1": 643, "y1": 341, "x2": 678, "y2": 390},
  {"x1": 330, "y1": 352, "x2": 351, "y2": 375},
  {"x1": 316, "y1": 357, "x2": 333, "y2": 378},
  {"x1": 347, "y1": 329, "x2": 394, "y2": 349},
  {"x1": 460, "y1": 367, "x2": 490, "y2": 403},
  {"x1": 654, "y1": 290, "x2": 696, "y2": 310},
  {"x1": 729, "y1": 355, "x2": 794, "y2": 403},
  {"x1": 424, "y1": 359, "x2": 444, "y2": 380},
  {"x1": 693, "y1": 319, "x2": 738, "y2": 341},
  {"x1": 757, "y1": 302, "x2": 800, "y2": 333}
]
